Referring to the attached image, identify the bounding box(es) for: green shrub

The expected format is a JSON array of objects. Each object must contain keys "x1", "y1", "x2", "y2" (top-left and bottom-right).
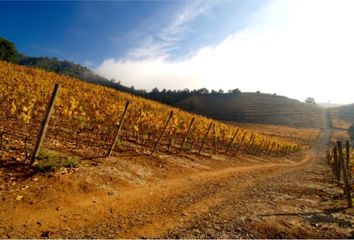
[
  {"x1": 0, "y1": 37, "x2": 18, "y2": 63},
  {"x1": 63, "y1": 157, "x2": 79, "y2": 168},
  {"x1": 35, "y1": 148, "x2": 79, "y2": 172}
]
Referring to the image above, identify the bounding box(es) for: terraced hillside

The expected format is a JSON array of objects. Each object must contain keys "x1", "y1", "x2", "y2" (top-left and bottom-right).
[
  {"x1": 175, "y1": 93, "x2": 324, "y2": 128},
  {"x1": 328, "y1": 104, "x2": 354, "y2": 129}
]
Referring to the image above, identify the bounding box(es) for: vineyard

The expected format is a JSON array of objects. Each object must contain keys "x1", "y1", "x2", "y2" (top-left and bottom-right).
[
  {"x1": 229, "y1": 123, "x2": 321, "y2": 146},
  {"x1": 326, "y1": 140, "x2": 353, "y2": 208},
  {"x1": 328, "y1": 104, "x2": 354, "y2": 129},
  {"x1": 2, "y1": 1, "x2": 354, "y2": 237},
  {"x1": 0, "y1": 61, "x2": 302, "y2": 166},
  {"x1": 2, "y1": 61, "x2": 353, "y2": 239}
]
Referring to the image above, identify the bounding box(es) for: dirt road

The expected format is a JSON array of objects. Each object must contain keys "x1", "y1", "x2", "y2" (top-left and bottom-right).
[{"x1": 0, "y1": 125, "x2": 353, "y2": 238}]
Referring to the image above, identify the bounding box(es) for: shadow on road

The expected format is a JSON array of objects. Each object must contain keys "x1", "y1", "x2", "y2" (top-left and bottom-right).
[{"x1": 258, "y1": 206, "x2": 352, "y2": 227}]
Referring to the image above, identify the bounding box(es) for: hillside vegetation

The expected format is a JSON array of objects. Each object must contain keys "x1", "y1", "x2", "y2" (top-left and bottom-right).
[
  {"x1": 0, "y1": 61, "x2": 298, "y2": 163},
  {"x1": 17, "y1": 54, "x2": 139, "y2": 94},
  {"x1": 16, "y1": 55, "x2": 244, "y2": 106},
  {"x1": 175, "y1": 93, "x2": 324, "y2": 128},
  {"x1": 328, "y1": 104, "x2": 354, "y2": 129}
]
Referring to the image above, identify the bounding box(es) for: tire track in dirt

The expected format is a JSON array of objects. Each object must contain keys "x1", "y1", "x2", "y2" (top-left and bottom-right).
[
  {"x1": 51, "y1": 141, "x2": 322, "y2": 238},
  {"x1": 1, "y1": 124, "x2": 332, "y2": 238},
  {"x1": 87, "y1": 125, "x2": 331, "y2": 238},
  {"x1": 163, "y1": 115, "x2": 353, "y2": 238}
]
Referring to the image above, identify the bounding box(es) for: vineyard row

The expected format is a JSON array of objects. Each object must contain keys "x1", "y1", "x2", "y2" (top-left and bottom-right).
[
  {"x1": 0, "y1": 83, "x2": 300, "y2": 164},
  {"x1": 327, "y1": 140, "x2": 353, "y2": 208}
]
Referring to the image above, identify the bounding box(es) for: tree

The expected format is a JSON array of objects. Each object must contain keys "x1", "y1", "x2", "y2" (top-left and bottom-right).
[
  {"x1": 197, "y1": 88, "x2": 209, "y2": 95},
  {"x1": 0, "y1": 37, "x2": 18, "y2": 63},
  {"x1": 151, "y1": 87, "x2": 159, "y2": 93},
  {"x1": 305, "y1": 97, "x2": 316, "y2": 104},
  {"x1": 228, "y1": 88, "x2": 241, "y2": 94}
]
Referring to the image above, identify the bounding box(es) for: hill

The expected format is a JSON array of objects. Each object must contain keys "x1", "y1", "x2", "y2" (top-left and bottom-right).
[
  {"x1": 14, "y1": 54, "x2": 324, "y2": 129},
  {"x1": 328, "y1": 104, "x2": 354, "y2": 129},
  {"x1": 175, "y1": 93, "x2": 324, "y2": 128},
  {"x1": 17, "y1": 54, "x2": 141, "y2": 95},
  {"x1": 317, "y1": 102, "x2": 342, "y2": 108},
  {"x1": 16, "y1": 54, "x2": 226, "y2": 104}
]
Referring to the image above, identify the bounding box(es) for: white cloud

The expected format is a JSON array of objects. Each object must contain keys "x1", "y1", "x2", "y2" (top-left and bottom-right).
[
  {"x1": 161, "y1": 0, "x2": 212, "y2": 37},
  {"x1": 125, "y1": 0, "x2": 215, "y2": 59},
  {"x1": 96, "y1": 0, "x2": 354, "y2": 104}
]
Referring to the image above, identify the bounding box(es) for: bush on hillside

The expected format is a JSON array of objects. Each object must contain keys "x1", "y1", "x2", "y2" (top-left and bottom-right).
[{"x1": 0, "y1": 37, "x2": 17, "y2": 63}]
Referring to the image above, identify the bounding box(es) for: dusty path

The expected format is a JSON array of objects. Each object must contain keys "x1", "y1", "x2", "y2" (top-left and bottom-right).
[
  {"x1": 1, "y1": 124, "x2": 353, "y2": 238},
  {"x1": 54, "y1": 157, "x2": 316, "y2": 238},
  {"x1": 160, "y1": 114, "x2": 354, "y2": 238},
  {"x1": 165, "y1": 128, "x2": 354, "y2": 238}
]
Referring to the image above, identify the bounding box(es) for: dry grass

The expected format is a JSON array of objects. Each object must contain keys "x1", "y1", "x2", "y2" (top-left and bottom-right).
[
  {"x1": 229, "y1": 122, "x2": 321, "y2": 146},
  {"x1": 330, "y1": 113, "x2": 351, "y2": 129},
  {"x1": 329, "y1": 104, "x2": 354, "y2": 129},
  {"x1": 330, "y1": 129, "x2": 349, "y2": 143}
]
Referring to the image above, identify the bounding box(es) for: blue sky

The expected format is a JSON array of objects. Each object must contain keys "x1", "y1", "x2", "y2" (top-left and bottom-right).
[
  {"x1": 1, "y1": 0, "x2": 354, "y2": 104},
  {"x1": 0, "y1": 1, "x2": 264, "y2": 66}
]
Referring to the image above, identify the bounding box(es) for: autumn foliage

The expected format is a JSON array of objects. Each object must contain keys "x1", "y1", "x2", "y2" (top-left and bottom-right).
[{"x1": 0, "y1": 61, "x2": 298, "y2": 159}]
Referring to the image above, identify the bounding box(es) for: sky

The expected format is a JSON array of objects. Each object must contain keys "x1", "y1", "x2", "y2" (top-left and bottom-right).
[{"x1": 1, "y1": 0, "x2": 354, "y2": 104}]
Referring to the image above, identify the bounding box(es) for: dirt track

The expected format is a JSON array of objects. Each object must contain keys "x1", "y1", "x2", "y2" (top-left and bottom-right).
[{"x1": 0, "y1": 126, "x2": 353, "y2": 238}]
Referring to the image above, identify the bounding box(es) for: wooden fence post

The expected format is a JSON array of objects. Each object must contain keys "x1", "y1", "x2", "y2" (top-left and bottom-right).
[
  {"x1": 151, "y1": 111, "x2": 174, "y2": 156},
  {"x1": 179, "y1": 117, "x2": 195, "y2": 154},
  {"x1": 272, "y1": 143, "x2": 278, "y2": 156},
  {"x1": 275, "y1": 144, "x2": 281, "y2": 156},
  {"x1": 284, "y1": 146, "x2": 290, "y2": 155},
  {"x1": 267, "y1": 142, "x2": 275, "y2": 155},
  {"x1": 245, "y1": 134, "x2": 255, "y2": 154},
  {"x1": 335, "y1": 145, "x2": 342, "y2": 182},
  {"x1": 30, "y1": 83, "x2": 60, "y2": 165},
  {"x1": 262, "y1": 141, "x2": 270, "y2": 155},
  {"x1": 188, "y1": 139, "x2": 195, "y2": 153},
  {"x1": 333, "y1": 145, "x2": 339, "y2": 180},
  {"x1": 345, "y1": 140, "x2": 350, "y2": 172},
  {"x1": 337, "y1": 141, "x2": 352, "y2": 208},
  {"x1": 249, "y1": 136, "x2": 258, "y2": 155},
  {"x1": 255, "y1": 139, "x2": 265, "y2": 155},
  {"x1": 107, "y1": 101, "x2": 130, "y2": 157},
  {"x1": 213, "y1": 124, "x2": 217, "y2": 154},
  {"x1": 226, "y1": 129, "x2": 239, "y2": 154},
  {"x1": 0, "y1": 128, "x2": 4, "y2": 152},
  {"x1": 235, "y1": 132, "x2": 247, "y2": 156},
  {"x1": 198, "y1": 122, "x2": 213, "y2": 154}
]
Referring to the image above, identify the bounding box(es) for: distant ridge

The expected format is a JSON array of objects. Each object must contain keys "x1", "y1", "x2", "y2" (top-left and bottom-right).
[
  {"x1": 175, "y1": 93, "x2": 324, "y2": 128},
  {"x1": 15, "y1": 55, "x2": 324, "y2": 128},
  {"x1": 328, "y1": 104, "x2": 354, "y2": 129},
  {"x1": 17, "y1": 54, "x2": 140, "y2": 95},
  {"x1": 318, "y1": 102, "x2": 342, "y2": 108}
]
